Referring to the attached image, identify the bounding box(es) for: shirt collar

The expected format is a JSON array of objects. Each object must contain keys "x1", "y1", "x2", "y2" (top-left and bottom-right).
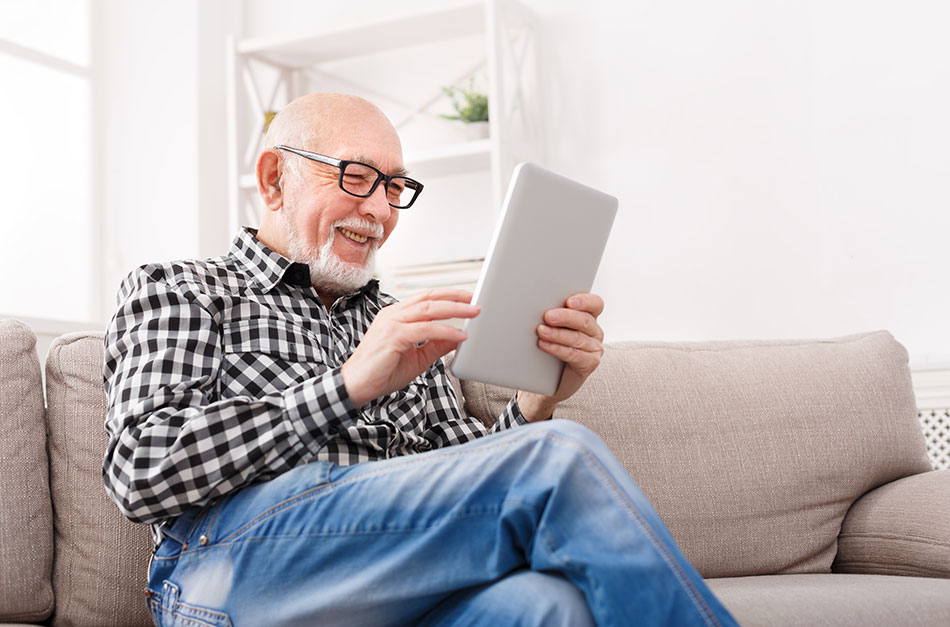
[
  {"x1": 230, "y1": 227, "x2": 381, "y2": 301},
  {"x1": 230, "y1": 227, "x2": 297, "y2": 293}
]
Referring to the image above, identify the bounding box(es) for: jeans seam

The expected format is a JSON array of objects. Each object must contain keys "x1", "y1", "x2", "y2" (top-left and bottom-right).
[
  {"x1": 214, "y1": 436, "x2": 542, "y2": 546},
  {"x1": 201, "y1": 498, "x2": 226, "y2": 544},
  {"x1": 211, "y1": 503, "x2": 518, "y2": 550},
  {"x1": 537, "y1": 525, "x2": 611, "y2": 625},
  {"x1": 213, "y1": 482, "x2": 336, "y2": 546},
  {"x1": 161, "y1": 608, "x2": 229, "y2": 627},
  {"x1": 551, "y1": 432, "x2": 721, "y2": 627},
  {"x1": 175, "y1": 599, "x2": 233, "y2": 623}
]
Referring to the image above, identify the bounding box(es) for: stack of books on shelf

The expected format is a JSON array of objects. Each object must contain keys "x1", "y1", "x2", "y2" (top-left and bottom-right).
[{"x1": 378, "y1": 259, "x2": 484, "y2": 302}]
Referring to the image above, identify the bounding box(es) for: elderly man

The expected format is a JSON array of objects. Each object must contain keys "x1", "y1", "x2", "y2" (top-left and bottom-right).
[{"x1": 103, "y1": 93, "x2": 735, "y2": 626}]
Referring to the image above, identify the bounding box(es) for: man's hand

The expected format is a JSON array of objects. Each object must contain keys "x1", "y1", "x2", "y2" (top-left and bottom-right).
[
  {"x1": 518, "y1": 292, "x2": 605, "y2": 422},
  {"x1": 341, "y1": 289, "x2": 479, "y2": 408}
]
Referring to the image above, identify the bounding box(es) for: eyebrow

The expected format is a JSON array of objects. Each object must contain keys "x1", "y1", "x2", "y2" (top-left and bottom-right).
[{"x1": 351, "y1": 153, "x2": 409, "y2": 178}]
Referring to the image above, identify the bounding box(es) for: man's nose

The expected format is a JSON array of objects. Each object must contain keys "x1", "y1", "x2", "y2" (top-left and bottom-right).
[{"x1": 359, "y1": 180, "x2": 392, "y2": 222}]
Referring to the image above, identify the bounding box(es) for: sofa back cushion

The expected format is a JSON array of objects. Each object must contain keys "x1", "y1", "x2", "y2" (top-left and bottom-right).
[
  {"x1": 46, "y1": 332, "x2": 153, "y2": 627},
  {"x1": 454, "y1": 331, "x2": 933, "y2": 578},
  {"x1": 0, "y1": 319, "x2": 54, "y2": 623}
]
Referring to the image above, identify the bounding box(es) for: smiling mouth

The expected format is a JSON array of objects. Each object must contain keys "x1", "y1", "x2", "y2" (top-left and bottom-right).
[{"x1": 338, "y1": 227, "x2": 372, "y2": 244}]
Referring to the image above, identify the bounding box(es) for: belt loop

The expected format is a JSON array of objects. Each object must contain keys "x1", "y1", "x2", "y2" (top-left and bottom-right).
[
  {"x1": 162, "y1": 507, "x2": 202, "y2": 546},
  {"x1": 161, "y1": 581, "x2": 180, "y2": 615}
]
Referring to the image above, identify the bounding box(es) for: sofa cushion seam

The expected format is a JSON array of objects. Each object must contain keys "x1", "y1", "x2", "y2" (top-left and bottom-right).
[
  {"x1": 609, "y1": 333, "x2": 887, "y2": 354},
  {"x1": 839, "y1": 532, "x2": 950, "y2": 547}
]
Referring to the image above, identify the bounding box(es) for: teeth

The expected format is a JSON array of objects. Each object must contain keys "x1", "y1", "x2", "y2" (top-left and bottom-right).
[{"x1": 339, "y1": 228, "x2": 368, "y2": 243}]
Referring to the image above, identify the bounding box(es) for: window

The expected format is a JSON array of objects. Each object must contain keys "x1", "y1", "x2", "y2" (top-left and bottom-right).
[{"x1": 0, "y1": 0, "x2": 96, "y2": 322}]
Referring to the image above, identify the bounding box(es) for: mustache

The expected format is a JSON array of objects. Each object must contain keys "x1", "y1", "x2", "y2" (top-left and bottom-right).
[{"x1": 332, "y1": 217, "x2": 384, "y2": 239}]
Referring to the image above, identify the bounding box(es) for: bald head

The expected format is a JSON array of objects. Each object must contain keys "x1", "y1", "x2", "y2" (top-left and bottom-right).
[{"x1": 264, "y1": 93, "x2": 399, "y2": 158}]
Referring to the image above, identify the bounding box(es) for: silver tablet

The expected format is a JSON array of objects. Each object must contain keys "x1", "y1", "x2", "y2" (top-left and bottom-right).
[{"x1": 451, "y1": 163, "x2": 618, "y2": 396}]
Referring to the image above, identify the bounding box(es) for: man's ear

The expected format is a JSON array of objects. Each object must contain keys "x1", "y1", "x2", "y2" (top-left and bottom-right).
[{"x1": 257, "y1": 149, "x2": 283, "y2": 212}]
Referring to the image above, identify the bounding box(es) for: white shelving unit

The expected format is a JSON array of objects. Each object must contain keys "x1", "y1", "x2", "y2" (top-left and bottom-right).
[
  {"x1": 405, "y1": 138, "x2": 492, "y2": 178},
  {"x1": 226, "y1": 0, "x2": 542, "y2": 297}
]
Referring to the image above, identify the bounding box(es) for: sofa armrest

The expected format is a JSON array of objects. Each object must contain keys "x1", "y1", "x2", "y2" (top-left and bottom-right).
[{"x1": 833, "y1": 469, "x2": 950, "y2": 578}]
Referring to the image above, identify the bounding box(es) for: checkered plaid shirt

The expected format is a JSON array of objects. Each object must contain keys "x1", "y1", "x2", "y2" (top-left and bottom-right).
[{"x1": 103, "y1": 228, "x2": 525, "y2": 543}]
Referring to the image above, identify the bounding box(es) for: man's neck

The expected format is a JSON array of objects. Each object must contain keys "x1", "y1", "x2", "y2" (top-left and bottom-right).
[
  {"x1": 318, "y1": 291, "x2": 337, "y2": 311},
  {"x1": 254, "y1": 224, "x2": 287, "y2": 259}
]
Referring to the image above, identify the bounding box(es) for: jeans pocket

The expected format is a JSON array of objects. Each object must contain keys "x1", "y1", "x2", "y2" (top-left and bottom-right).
[{"x1": 152, "y1": 581, "x2": 233, "y2": 627}]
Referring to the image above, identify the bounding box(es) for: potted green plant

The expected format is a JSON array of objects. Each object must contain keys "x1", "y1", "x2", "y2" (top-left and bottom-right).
[
  {"x1": 441, "y1": 83, "x2": 489, "y2": 139},
  {"x1": 263, "y1": 110, "x2": 279, "y2": 134}
]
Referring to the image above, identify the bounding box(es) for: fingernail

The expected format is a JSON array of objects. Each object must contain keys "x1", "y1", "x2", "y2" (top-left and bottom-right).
[{"x1": 568, "y1": 297, "x2": 580, "y2": 307}]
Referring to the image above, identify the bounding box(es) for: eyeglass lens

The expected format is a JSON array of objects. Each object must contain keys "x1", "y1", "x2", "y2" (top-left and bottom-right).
[{"x1": 340, "y1": 162, "x2": 419, "y2": 208}]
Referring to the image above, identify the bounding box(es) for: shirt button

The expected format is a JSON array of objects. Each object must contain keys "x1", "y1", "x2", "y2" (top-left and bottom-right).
[{"x1": 199, "y1": 535, "x2": 209, "y2": 546}]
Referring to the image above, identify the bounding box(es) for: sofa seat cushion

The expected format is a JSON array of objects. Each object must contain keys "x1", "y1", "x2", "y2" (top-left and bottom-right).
[
  {"x1": 0, "y1": 320, "x2": 54, "y2": 623},
  {"x1": 45, "y1": 332, "x2": 153, "y2": 627},
  {"x1": 456, "y1": 331, "x2": 932, "y2": 578},
  {"x1": 709, "y1": 574, "x2": 950, "y2": 626}
]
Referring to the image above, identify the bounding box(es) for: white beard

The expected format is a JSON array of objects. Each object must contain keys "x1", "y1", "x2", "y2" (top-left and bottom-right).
[{"x1": 279, "y1": 211, "x2": 381, "y2": 295}]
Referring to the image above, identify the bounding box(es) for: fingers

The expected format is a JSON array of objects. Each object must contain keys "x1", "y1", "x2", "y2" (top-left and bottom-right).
[
  {"x1": 537, "y1": 338, "x2": 602, "y2": 375},
  {"x1": 542, "y1": 307, "x2": 604, "y2": 342},
  {"x1": 404, "y1": 321, "x2": 468, "y2": 346},
  {"x1": 397, "y1": 300, "x2": 480, "y2": 323},
  {"x1": 383, "y1": 289, "x2": 479, "y2": 324},
  {"x1": 565, "y1": 292, "x2": 604, "y2": 317},
  {"x1": 537, "y1": 324, "x2": 602, "y2": 353},
  {"x1": 400, "y1": 288, "x2": 474, "y2": 306},
  {"x1": 536, "y1": 324, "x2": 603, "y2": 372},
  {"x1": 538, "y1": 292, "x2": 605, "y2": 377}
]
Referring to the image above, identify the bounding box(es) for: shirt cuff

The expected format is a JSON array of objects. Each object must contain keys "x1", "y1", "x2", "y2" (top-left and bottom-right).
[
  {"x1": 491, "y1": 394, "x2": 529, "y2": 432},
  {"x1": 282, "y1": 367, "x2": 357, "y2": 456}
]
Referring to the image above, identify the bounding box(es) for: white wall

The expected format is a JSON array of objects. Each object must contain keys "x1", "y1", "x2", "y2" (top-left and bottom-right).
[
  {"x1": 0, "y1": 1, "x2": 95, "y2": 323},
  {"x1": 94, "y1": 0, "x2": 950, "y2": 362},
  {"x1": 525, "y1": 0, "x2": 950, "y2": 361}
]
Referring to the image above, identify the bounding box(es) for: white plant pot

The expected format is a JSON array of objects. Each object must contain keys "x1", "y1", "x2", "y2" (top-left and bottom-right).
[{"x1": 460, "y1": 121, "x2": 490, "y2": 141}]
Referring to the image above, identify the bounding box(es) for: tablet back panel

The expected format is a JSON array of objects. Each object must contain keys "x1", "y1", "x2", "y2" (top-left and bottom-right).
[{"x1": 451, "y1": 163, "x2": 618, "y2": 396}]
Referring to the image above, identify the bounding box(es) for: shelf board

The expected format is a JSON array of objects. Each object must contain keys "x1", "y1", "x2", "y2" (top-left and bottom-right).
[
  {"x1": 238, "y1": 2, "x2": 486, "y2": 67},
  {"x1": 405, "y1": 139, "x2": 491, "y2": 177}
]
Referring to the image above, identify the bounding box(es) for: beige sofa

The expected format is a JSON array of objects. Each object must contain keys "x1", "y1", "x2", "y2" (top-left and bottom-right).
[{"x1": 2, "y1": 318, "x2": 949, "y2": 626}]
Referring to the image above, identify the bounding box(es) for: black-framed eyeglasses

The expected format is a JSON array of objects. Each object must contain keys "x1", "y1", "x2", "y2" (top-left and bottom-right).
[{"x1": 274, "y1": 145, "x2": 423, "y2": 209}]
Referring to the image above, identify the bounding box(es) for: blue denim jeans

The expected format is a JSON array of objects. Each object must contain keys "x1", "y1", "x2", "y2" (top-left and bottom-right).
[{"x1": 147, "y1": 420, "x2": 737, "y2": 626}]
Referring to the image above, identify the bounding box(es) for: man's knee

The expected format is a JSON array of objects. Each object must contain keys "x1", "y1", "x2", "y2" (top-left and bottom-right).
[
  {"x1": 519, "y1": 419, "x2": 636, "y2": 496},
  {"x1": 530, "y1": 418, "x2": 608, "y2": 455}
]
